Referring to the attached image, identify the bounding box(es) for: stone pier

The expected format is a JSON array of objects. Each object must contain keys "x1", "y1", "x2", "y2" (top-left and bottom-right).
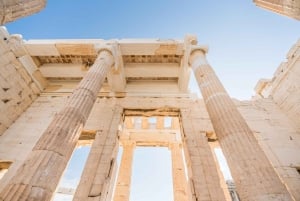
[
  {"x1": 0, "y1": 49, "x2": 114, "y2": 201},
  {"x1": 73, "y1": 106, "x2": 122, "y2": 201},
  {"x1": 113, "y1": 141, "x2": 136, "y2": 201},
  {"x1": 189, "y1": 48, "x2": 293, "y2": 201},
  {"x1": 181, "y1": 109, "x2": 227, "y2": 201},
  {"x1": 169, "y1": 143, "x2": 188, "y2": 201}
]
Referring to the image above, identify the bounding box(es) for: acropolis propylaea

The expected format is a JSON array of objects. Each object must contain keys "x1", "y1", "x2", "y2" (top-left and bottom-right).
[{"x1": 0, "y1": 1, "x2": 299, "y2": 201}]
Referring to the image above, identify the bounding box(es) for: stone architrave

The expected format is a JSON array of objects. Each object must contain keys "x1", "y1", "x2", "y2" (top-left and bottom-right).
[
  {"x1": 113, "y1": 141, "x2": 136, "y2": 201},
  {"x1": 169, "y1": 143, "x2": 188, "y2": 201},
  {"x1": 73, "y1": 106, "x2": 122, "y2": 201},
  {"x1": 0, "y1": 49, "x2": 114, "y2": 201},
  {"x1": 189, "y1": 48, "x2": 293, "y2": 201}
]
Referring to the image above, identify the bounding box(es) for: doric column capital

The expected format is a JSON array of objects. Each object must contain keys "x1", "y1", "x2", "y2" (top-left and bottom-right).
[
  {"x1": 98, "y1": 48, "x2": 113, "y2": 56},
  {"x1": 96, "y1": 43, "x2": 124, "y2": 74},
  {"x1": 92, "y1": 46, "x2": 115, "y2": 71},
  {"x1": 97, "y1": 45, "x2": 114, "y2": 58},
  {"x1": 188, "y1": 47, "x2": 209, "y2": 70},
  {"x1": 190, "y1": 47, "x2": 208, "y2": 56},
  {"x1": 184, "y1": 34, "x2": 198, "y2": 46}
]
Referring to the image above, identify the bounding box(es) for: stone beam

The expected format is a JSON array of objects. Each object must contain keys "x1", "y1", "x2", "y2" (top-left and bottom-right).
[
  {"x1": 120, "y1": 132, "x2": 177, "y2": 146},
  {"x1": 189, "y1": 48, "x2": 293, "y2": 201},
  {"x1": 123, "y1": 108, "x2": 180, "y2": 117},
  {"x1": 0, "y1": 49, "x2": 115, "y2": 201},
  {"x1": 39, "y1": 63, "x2": 87, "y2": 78},
  {"x1": 125, "y1": 63, "x2": 179, "y2": 78}
]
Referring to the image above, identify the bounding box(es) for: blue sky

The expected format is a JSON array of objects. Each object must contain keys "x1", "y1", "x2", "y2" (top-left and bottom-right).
[
  {"x1": 6, "y1": 1, "x2": 300, "y2": 99},
  {"x1": 5, "y1": 1, "x2": 299, "y2": 200}
]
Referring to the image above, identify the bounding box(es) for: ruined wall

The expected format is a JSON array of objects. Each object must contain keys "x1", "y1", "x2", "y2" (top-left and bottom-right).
[
  {"x1": 271, "y1": 40, "x2": 300, "y2": 130},
  {"x1": 253, "y1": 0, "x2": 300, "y2": 20},
  {"x1": 180, "y1": 104, "x2": 228, "y2": 201},
  {"x1": 0, "y1": 94, "x2": 299, "y2": 200},
  {"x1": 0, "y1": 27, "x2": 47, "y2": 136},
  {"x1": 0, "y1": 96, "x2": 119, "y2": 194},
  {"x1": 251, "y1": 41, "x2": 300, "y2": 200},
  {"x1": 256, "y1": 39, "x2": 300, "y2": 131},
  {"x1": 74, "y1": 101, "x2": 122, "y2": 201},
  {"x1": 0, "y1": 0, "x2": 46, "y2": 25},
  {"x1": 237, "y1": 98, "x2": 300, "y2": 200},
  {"x1": 0, "y1": 96, "x2": 221, "y2": 199},
  {"x1": 0, "y1": 96, "x2": 65, "y2": 193}
]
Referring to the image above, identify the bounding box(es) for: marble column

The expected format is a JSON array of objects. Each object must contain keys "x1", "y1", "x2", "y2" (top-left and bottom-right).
[
  {"x1": 73, "y1": 106, "x2": 122, "y2": 201},
  {"x1": 113, "y1": 141, "x2": 136, "y2": 201},
  {"x1": 181, "y1": 109, "x2": 227, "y2": 201},
  {"x1": 169, "y1": 143, "x2": 188, "y2": 201},
  {"x1": 189, "y1": 49, "x2": 293, "y2": 201},
  {"x1": 0, "y1": 49, "x2": 114, "y2": 201}
]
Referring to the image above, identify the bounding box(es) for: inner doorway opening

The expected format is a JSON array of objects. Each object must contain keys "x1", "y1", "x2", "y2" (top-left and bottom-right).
[
  {"x1": 131, "y1": 147, "x2": 173, "y2": 201},
  {"x1": 112, "y1": 108, "x2": 189, "y2": 201}
]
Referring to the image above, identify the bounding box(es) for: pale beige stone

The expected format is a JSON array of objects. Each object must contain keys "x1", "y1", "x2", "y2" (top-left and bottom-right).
[
  {"x1": 189, "y1": 48, "x2": 293, "y2": 201},
  {"x1": 254, "y1": 0, "x2": 300, "y2": 20},
  {"x1": 169, "y1": 143, "x2": 189, "y2": 201},
  {"x1": 0, "y1": 35, "x2": 298, "y2": 201},
  {"x1": 0, "y1": 49, "x2": 114, "y2": 200},
  {"x1": 113, "y1": 141, "x2": 136, "y2": 201},
  {"x1": 0, "y1": 28, "x2": 43, "y2": 136},
  {"x1": 256, "y1": 39, "x2": 300, "y2": 131},
  {"x1": 0, "y1": 0, "x2": 46, "y2": 25},
  {"x1": 73, "y1": 105, "x2": 122, "y2": 201},
  {"x1": 181, "y1": 109, "x2": 227, "y2": 201}
]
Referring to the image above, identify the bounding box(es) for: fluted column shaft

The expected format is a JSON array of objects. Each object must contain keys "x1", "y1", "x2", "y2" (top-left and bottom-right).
[
  {"x1": 113, "y1": 141, "x2": 135, "y2": 201},
  {"x1": 73, "y1": 106, "x2": 122, "y2": 201},
  {"x1": 181, "y1": 109, "x2": 227, "y2": 201},
  {"x1": 0, "y1": 50, "x2": 114, "y2": 201},
  {"x1": 169, "y1": 143, "x2": 188, "y2": 201},
  {"x1": 189, "y1": 49, "x2": 293, "y2": 201}
]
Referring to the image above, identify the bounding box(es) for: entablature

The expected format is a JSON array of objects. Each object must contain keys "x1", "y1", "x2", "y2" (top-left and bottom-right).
[{"x1": 22, "y1": 37, "x2": 196, "y2": 95}]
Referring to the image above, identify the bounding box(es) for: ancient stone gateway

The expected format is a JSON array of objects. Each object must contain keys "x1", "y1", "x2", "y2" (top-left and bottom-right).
[{"x1": 0, "y1": 27, "x2": 299, "y2": 201}]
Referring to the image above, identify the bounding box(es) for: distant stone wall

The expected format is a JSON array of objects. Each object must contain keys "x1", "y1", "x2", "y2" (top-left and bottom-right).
[
  {"x1": 0, "y1": 0, "x2": 46, "y2": 25},
  {"x1": 252, "y1": 40, "x2": 300, "y2": 199},
  {"x1": 0, "y1": 27, "x2": 46, "y2": 135},
  {"x1": 254, "y1": 0, "x2": 300, "y2": 20},
  {"x1": 255, "y1": 39, "x2": 300, "y2": 131},
  {"x1": 237, "y1": 98, "x2": 300, "y2": 200}
]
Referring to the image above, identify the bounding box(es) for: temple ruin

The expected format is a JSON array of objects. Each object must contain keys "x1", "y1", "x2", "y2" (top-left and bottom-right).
[
  {"x1": 0, "y1": 26, "x2": 299, "y2": 201},
  {"x1": 1, "y1": 0, "x2": 299, "y2": 26},
  {"x1": 0, "y1": 0, "x2": 46, "y2": 25},
  {"x1": 253, "y1": 0, "x2": 300, "y2": 20}
]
